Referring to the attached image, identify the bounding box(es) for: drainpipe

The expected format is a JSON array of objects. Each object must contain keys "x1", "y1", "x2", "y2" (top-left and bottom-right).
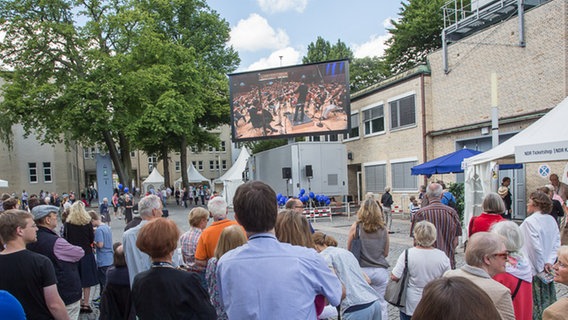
[{"x1": 420, "y1": 73, "x2": 428, "y2": 186}]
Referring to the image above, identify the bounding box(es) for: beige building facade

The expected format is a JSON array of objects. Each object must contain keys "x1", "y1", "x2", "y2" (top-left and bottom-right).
[
  {"x1": 344, "y1": 0, "x2": 567, "y2": 214},
  {"x1": 344, "y1": 65, "x2": 431, "y2": 207}
]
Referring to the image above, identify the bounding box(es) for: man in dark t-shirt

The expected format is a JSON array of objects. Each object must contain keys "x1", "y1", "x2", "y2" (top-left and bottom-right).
[{"x1": 0, "y1": 210, "x2": 69, "y2": 320}]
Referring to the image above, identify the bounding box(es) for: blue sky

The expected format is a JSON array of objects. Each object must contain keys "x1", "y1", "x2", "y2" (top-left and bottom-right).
[{"x1": 206, "y1": 0, "x2": 402, "y2": 72}]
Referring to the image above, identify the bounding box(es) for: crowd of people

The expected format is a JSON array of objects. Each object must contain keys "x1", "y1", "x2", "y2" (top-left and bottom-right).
[{"x1": 2, "y1": 174, "x2": 568, "y2": 319}]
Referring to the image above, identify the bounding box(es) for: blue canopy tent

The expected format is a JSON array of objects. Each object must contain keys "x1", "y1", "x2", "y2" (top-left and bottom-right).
[
  {"x1": 412, "y1": 148, "x2": 522, "y2": 176},
  {"x1": 411, "y1": 149, "x2": 482, "y2": 176}
]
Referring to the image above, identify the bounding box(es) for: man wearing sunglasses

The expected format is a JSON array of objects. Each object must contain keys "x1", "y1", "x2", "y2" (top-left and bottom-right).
[{"x1": 444, "y1": 232, "x2": 515, "y2": 320}]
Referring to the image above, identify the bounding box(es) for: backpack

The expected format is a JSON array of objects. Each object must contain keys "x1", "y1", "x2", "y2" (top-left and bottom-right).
[{"x1": 443, "y1": 192, "x2": 458, "y2": 212}]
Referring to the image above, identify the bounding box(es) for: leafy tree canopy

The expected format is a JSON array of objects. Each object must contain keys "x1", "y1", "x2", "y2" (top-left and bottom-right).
[
  {"x1": 383, "y1": 0, "x2": 446, "y2": 74},
  {"x1": 0, "y1": 0, "x2": 239, "y2": 185}
]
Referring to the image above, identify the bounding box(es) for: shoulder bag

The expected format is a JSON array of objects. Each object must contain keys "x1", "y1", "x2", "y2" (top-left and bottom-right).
[
  {"x1": 349, "y1": 223, "x2": 362, "y2": 260},
  {"x1": 385, "y1": 248, "x2": 409, "y2": 307}
]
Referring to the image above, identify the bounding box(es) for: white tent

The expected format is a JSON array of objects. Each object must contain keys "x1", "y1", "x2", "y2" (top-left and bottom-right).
[
  {"x1": 174, "y1": 162, "x2": 209, "y2": 189},
  {"x1": 0, "y1": 179, "x2": 8, "y2": 188},
  {"x1": 463, "y1": 96, "x2": 568, "y2": 238},
  {"x1": 214, "y1": 148, "x2": 250, "y2": 206},
  {"x1": 142, "y1": 168, "x2": 165, "y2": 194}
]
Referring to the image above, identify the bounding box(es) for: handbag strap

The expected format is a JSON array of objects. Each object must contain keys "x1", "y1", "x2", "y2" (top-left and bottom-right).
[
  {"x1": 355, "y1": 223, "x2": 360, "y2": 239},
  {"x1": 511, "y1": 278, "x2": 523, "y2": 300}
]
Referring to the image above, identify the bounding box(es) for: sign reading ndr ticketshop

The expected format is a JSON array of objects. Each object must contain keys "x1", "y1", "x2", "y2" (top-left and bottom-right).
[{"x1": 515, "y1": 141, "x2": 568, "y2": 163}]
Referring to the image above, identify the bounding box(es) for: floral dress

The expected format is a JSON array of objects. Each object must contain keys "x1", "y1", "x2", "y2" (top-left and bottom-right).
[{"x1": 205, "y1": 257, "x2": 227, "y2": 320}]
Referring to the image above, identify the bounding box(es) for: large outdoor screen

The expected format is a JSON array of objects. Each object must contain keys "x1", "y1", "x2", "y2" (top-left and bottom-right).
[{"x1": 229, "y1": 60, "x2": 350, "y2": 142}]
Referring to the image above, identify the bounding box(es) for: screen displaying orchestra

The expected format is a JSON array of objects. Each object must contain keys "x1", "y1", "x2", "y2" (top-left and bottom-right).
[{"x1": 229, "y1": 60, "x2": 351, "y2": 142}]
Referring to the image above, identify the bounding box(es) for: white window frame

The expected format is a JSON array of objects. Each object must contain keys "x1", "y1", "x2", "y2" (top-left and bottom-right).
[
  {"x1": 29, "y1": 162, "x2": 38, "y2": 183},
  {"x1": 363, "y1": 161, "x2": 387, "y2": 193},
  {"x1": 175, "y1": 161, "x2": 181, "y2": 172},
  {"x1": 343, "y1": 111, "x2": 360, "y2": 141},
  {"x1": 362, "y1": 104, "x2": 385, "y2": 137},
  {"x1": 388, "y1": 92, "x2": 417, "y2": 131},
  {"x1": 43, "y1": 162, "x2": 52, "y2": 183},
  {"x1": 390, "y1": 157, "x2": 418, "y2": 191}
]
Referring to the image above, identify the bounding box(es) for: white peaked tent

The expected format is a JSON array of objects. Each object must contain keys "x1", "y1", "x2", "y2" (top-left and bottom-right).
[
  {"x1": 215, "y1": 148, "x2": 250, "y2": 206},
  {"x1": 174, "y1": 162, "x2": 209, "y2": 188},
  {"x1": 462, "y1": 96, "x2": 568, "y2": 238},
  {"x1": 0, "y1": 179, "x2": 8, "y2": 188},
  {"x1": 142, "y1": 168, "x2": 165, "y2": 194}
]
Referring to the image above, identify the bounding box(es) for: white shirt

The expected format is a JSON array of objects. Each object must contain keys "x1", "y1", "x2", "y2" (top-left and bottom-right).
[
  {"x1": 392, "y1": 247, "x2": 451, "y2": 315},
  {"x1": 520, "y1": 212, "x2": 560, "y2": 275}
]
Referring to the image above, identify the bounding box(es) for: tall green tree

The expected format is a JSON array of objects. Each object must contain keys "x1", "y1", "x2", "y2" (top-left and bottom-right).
[
  {"x1": 349, "y1": 56, "x2": 389, "y2": 93},
  {"x1": 383, "y1": 0, "x2": 446, "y2": 74},
  {"x1": 302, "y1": 37, "x2": 387, "y2": 93},
  {"x1": 0, "y1": 0, "x2": 238, "y2": 188},
  {"x1": 302, "y1": 37, "x2": 354, "y2": 64},
  {"x1": 125, "y1": 0, "x2": 238, "y2": 188}
]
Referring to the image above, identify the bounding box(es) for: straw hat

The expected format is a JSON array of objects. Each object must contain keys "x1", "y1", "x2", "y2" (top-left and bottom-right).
[{"x1": 497, "y1": 186, "x2": 509, "y2": 197}]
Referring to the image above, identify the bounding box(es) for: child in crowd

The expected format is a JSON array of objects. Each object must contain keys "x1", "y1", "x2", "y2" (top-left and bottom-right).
[{"x1": 409, "y1": 195, "x2": 420, "y2": 219}]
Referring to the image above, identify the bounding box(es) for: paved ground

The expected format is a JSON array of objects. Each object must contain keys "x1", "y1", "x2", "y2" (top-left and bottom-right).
[{"x1": 79, "y1": 201, "x2": 568, "y2": 320}]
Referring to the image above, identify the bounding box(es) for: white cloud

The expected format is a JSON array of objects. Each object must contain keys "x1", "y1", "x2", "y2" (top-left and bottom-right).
[
  {"x1": 352, "y1": 34, "x2": 391, "y2": 59},
  {"x1": 257, "y1": 0, "x2": 308, "y2": 13},
  {"x1": 230, "y1": 13, "x2": 290, "y2": 52},
  {"x1": 383, "y1": 17, "x2": 395, "y2": 30},
  {"x1": 245, "y1": 47, "x2": 302, "y2": 71}
]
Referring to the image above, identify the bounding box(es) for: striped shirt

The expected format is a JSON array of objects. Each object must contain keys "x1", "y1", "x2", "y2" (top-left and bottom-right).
[{"x1": 410, "y1": 199, "x2": 462, "y2": 268}]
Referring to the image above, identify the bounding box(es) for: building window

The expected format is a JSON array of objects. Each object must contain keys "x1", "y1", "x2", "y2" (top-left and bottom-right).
[
  {"x1": 209, "y1": 160, "x2": 215, "y2": 170},
  {"x1": 391, "y1": 161, "x2": 418, "y2": 191},
  {"x1": 364, "y1": 164, "x2": 386, "y2": 193},
  {"x1": 327, "y1": 134, "x2": 339, "y2": 142},
  {"x1": 191, "y1": 147, "x2": 197, "y2": 153},
  {"x1": 310, "y1": 136, "x2": 321, "y2": 142},
  {"x1": 363, "y1": 105, "x2": 384, "y2": 135},
  {"x1": 198, "y1": 161, "x2": 203, "y2": 171},
  {"x1": 222, "y1": 160, "x2": 227, "y2": 170},
  {"x1": 43, "y1": 162, "x2": 52, "y2": 183},
  {"x1": 29, "y1": 163, "x2": 38, "y2": 183},
  {"x1": 208, "y1": 146, "x2": 214, "y2": 152},
  {"x1": 390, "y1": 94, "x2": 416, "y2": 130},
  {"x1": 148, "y1": 154, "x2": 158, "y2": 172},
  {"x1": 130, "y1": 151, "x2": 136, "y2": 157},
  {"x1": 344, "y1": 112, "x2": 360, "y2": 140},
  {"x1": 175, "y1": 161, "x2": 181, "y2": 172},
  {"x1": 221, "y1": 141, "x2": 226, "y2": 152},
  {"x1": 83, "y1": 148, "x2": 90, "y2": 159}
]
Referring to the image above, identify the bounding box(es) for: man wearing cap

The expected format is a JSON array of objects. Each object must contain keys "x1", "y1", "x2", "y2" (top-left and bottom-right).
[{"x1": 27, "y1": 205, "x2": 85, "y2": 319}]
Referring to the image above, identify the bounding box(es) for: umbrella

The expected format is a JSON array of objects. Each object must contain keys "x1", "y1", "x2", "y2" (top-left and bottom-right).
[{"x1": 411, "y1": 149, "x2": 482, "y2": 175}]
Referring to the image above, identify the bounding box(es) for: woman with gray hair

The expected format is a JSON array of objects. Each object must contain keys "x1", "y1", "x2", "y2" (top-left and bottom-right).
[
  {"x1": 468, "y1": 192, "x2": 505, "y2": 236},
  {"x1": 491, "y1": 220, "x2": 533, "y2": 320},
  {"x1": 390, "y1": 221, "x2": 451, "y2": 320}
]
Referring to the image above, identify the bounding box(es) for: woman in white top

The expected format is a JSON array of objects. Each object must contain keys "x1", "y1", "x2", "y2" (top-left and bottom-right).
[
  {"x1": 390, "y1": 221, "x2": 451, "y2": 320},
  {"x1": 520, "y1": 190, "x2": 561, "y2": 319}
]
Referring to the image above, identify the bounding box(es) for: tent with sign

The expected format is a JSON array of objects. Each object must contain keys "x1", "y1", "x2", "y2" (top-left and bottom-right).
[
  {"x1": 462, "y1": 96, "x2": 568, "y2": 237},
  {"x1": 142, "y1": 168, "x2": 165, "y2": 194},
  {"x1": 214, "y1": 148, "x2": 250, "y2": 206}
]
